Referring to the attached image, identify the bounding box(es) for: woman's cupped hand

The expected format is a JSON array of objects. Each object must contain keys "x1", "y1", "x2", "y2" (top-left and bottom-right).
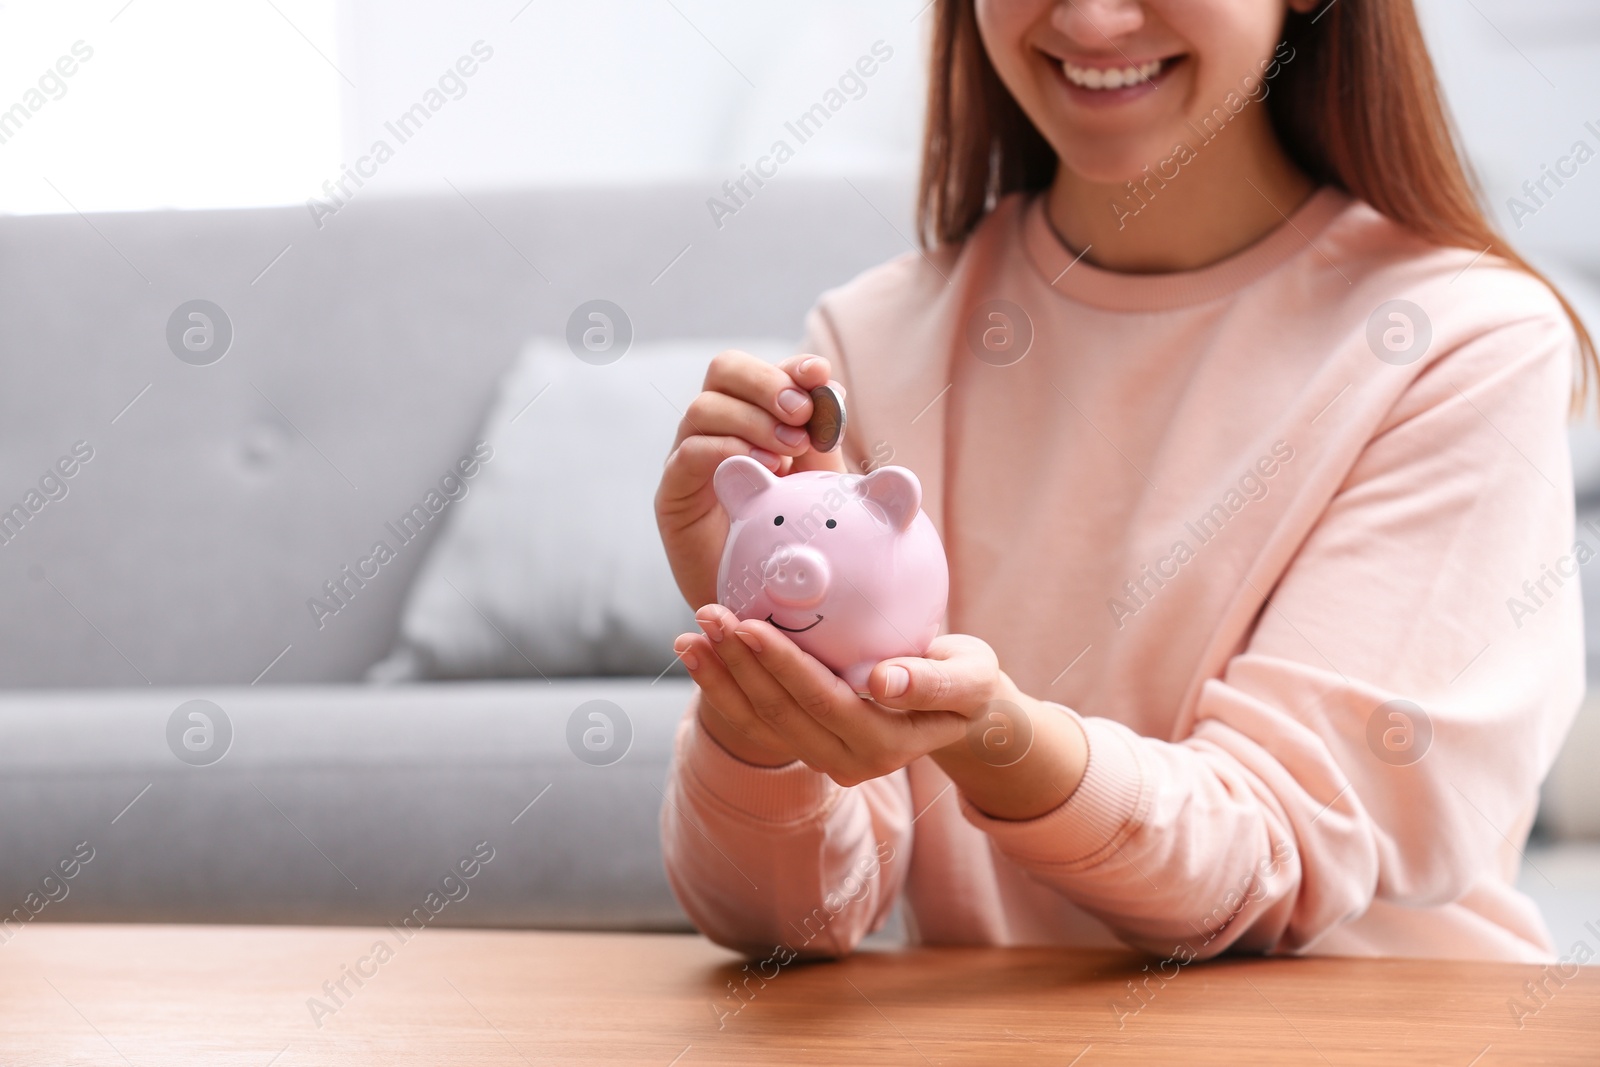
[{"x1": 677, "y1": 605, "x2": 1014, "y2": 786}]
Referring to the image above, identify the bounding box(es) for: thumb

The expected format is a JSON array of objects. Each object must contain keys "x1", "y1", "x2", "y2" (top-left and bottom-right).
[{"x1": 868, "y1": 634, "x2": 997, "y2": 712}]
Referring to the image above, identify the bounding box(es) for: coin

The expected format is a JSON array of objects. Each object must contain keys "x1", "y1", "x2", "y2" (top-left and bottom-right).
[{"x1": 807, "y1": 383, "x2": 847, "y2": 453}]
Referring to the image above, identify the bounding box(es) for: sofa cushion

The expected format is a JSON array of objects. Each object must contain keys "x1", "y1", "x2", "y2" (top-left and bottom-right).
[{"x1": 371, "y1": 338, "x2": 793, "y2": 681}]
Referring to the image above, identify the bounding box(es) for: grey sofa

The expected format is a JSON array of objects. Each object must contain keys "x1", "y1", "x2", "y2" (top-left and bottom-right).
[
  {"x1": 0, "y1": 180, "x2": 911, "y2": 929},
  {"x1": 2, "y1": 179, "x2": 1596, "y2": 938}
]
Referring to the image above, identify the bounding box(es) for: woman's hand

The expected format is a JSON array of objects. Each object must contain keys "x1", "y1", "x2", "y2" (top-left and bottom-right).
[
  {"x1": 676, "y1": 605, "x2": 1091, "y2": 818},
  {"x1": 656, "y1": 351, "x2": 847, "y2": 612},
  {"x1": 678, "y1": 605, "x2": 990, "y2": 778}
]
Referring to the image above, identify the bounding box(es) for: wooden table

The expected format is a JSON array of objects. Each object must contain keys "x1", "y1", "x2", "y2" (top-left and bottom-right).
[{"x1": 2, "y1": 924, "x2": 1595, "y2": 1064}]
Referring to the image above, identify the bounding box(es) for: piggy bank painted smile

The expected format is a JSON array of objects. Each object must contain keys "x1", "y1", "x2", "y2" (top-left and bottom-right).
[{"x1": 713, "y1": 455, "x2": 949, "y2": 694}]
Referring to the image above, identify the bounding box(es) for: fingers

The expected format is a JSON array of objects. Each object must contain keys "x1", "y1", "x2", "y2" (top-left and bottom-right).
[
  {"x1": 658, "y1": 434, "x2": 787, "y2": 516},
  {"x1": 693, "y1": 606, "x2": 849, "y2": 762},
  {"x1": 677, "y1": 389, "x2": 813, "y2": 459},
  {"x1": 675, "y1": 626, "x2": 783, "y2": 751},
  {"x1": 704, "y1": 349, "x2": 831, "y2": 428},
  {"x1": 867, "y1": 634, "x2": 1002, "y2": 714},
  {"x1": 774, "y1": 355, "x2": 851, "y2": 475},
  {"x1": 711, "y1": 613, "x2": 966, "y2": 783},
  {"x1": 673, "y1": 633, "x2": 793, "y2": 757},
  {"x1": 720, "y1": 615, "x2": 859, "y2": 729},
  {"x1": 679, "y1": 350, "x2": 848, "y2": 478},
  {"x1": 683, "y1": 610, "x2": 992, "y2": 789},
  {"x1": 776, "y1": 353, "x2": 838, "y2": 396}
]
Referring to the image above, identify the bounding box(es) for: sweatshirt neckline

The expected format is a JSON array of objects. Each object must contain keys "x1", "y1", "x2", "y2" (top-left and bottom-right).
[{"x1": 1022, "y1": 185, "x2": 1351, "y2": 311}]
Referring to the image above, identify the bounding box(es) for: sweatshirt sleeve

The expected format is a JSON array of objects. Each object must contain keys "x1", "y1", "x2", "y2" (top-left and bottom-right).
[
  {"x1": 957, "y1": 306, "x2": 1585, "y2": 959},
  {"x1": 658, "y1": 696, "x2": 912, "y2": 958}
]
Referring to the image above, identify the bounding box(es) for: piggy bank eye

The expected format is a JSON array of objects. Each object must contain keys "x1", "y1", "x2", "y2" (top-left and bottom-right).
[
  {"x1": 825, "y1": 519, "x2": 837, "y2": 529},
  {"x1": 773, "y1": 515, "x2": 784, "y2": 526}
]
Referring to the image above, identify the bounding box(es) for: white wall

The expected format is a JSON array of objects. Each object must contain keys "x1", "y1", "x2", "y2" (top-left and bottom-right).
[
  {"x1": 334, "y1": 0, "x2": 928, "y2": 195},
  {"x1": 0, "y1": 0, "x2": 930, "y2": 217},
  {"x1": 3, "y1": 0, "x2": 1597, "y2": 273},
  {"x1": 1415, "y1": 0, "x2": 1600, "y2": 267},
  {"x1": 0, "y1": 0, "x2": 341, "y2": 214}
]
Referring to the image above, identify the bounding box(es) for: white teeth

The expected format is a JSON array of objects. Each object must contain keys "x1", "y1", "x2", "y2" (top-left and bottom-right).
[{"x1": 1063, "y1": 58, "x2": 1162, "y2": 90}]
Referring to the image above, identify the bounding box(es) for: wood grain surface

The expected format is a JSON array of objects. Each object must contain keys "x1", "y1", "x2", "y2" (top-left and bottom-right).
[{"x1": 1, "y1": 924, "x2": 1595, "y2": 1064}]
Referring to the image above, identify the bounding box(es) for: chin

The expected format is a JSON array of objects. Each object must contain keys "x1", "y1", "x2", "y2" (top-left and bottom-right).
[{"x1": 1055, "y1": 139, "x2": 1181, "y2": 187}]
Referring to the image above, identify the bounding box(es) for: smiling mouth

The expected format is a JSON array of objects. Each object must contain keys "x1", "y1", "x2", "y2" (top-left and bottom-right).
[
  {"x1": 1056, "y1": 54, "x2": 1185, "y2": 95},
  {"x1": 766, "y1": 613, "x2": 823, "y2": 633}
]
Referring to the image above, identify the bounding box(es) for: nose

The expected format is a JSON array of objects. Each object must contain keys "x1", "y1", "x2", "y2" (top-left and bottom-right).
[
  {"x1": 762, "y1": 544, "x2": 831, "y2": 609},
  {"x1": 1051, "y1": 0, "x2": 1144, "y2": 46}
]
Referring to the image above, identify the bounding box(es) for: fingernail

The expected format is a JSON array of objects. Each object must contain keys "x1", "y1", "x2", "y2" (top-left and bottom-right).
[
  {"x1": 679, "y1": 648, "x2": 700, "y2": 671},
  {"x1": 798, "y1": 357, "x2": 820, "y2": 375},
  {"x1": 774, "y1": 424, "x2": 807, "y2": 447},
  {"x1": 695, "y1": 611, "x2": 723, "y2": 643},
  {"x1": 883, "y1": 664, "x2": 910, "y2": 698},
  {"x1": 750, "y1": 446, "x2": 782, "y2": 471},
  {"x1": 776, "y1": 388, "x2": 808, "y2": 414},
  {"x1": 733, "y1": 628, "x2": 763, "y2": 653}
]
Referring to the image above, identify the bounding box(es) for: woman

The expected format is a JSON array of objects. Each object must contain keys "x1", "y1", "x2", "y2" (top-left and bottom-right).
[{"x1": 654, "y1": 0, "x2": 1593, "y2": 962}]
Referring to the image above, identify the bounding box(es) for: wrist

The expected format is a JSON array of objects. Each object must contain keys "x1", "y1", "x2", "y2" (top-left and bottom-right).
[
  {"x1": 694, "y1": 692, "x2": 798, "y2": 769},
  {"x1": 930, "y1": 676, "x2": 1089, "y2": 822},
  {"x1": 929, "y1": 669, "x2": 1026, "y2": 763}
]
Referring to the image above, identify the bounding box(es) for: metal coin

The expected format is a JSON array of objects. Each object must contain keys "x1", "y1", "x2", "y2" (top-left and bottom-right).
[{"x1": 806, "y1": 383, "x2": 847, "y2": 453}]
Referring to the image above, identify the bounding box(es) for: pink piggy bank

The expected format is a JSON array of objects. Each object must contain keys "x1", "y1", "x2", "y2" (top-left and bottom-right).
[{"x1": 713, "y1": 455, "x2": 949, "y2": 695}]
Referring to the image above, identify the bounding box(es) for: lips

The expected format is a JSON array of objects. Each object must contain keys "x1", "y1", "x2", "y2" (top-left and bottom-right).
[{"x1": 766, "y1": 613, "x2": 823, "y2": 633}]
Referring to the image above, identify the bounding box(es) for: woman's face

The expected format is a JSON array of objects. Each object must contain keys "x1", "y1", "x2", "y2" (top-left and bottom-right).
[{"x1": 975, "y1": 0, "x2": 1306, "y2": 184}]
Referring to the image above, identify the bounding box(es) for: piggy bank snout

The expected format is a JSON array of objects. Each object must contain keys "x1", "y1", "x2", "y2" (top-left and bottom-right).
[{"x1": 761, "y1": 544, "x2": 831, "y2": 608}]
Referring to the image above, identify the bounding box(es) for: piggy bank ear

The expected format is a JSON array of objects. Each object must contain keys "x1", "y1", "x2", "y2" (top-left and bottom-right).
[
  {"x1": 713, "y1": 455, "x2": 778, "y2": 518},
  {"x1": 853, "y1": 466, "x2": 922, "y2": 532}
]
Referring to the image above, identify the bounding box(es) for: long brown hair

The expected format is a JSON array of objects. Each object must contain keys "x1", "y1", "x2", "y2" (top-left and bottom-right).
[{"x1": 917, "y1": 0, "x2": 1598, "y2": 415}]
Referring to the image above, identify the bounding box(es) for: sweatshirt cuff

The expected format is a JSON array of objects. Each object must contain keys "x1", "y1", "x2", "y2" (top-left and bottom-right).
[
  {"x1": 674, "y1": 705, "x2": 844, "y2": 825},
  {"x1": 958, "y1": 705, "x2": 1146, "y2": 868}
]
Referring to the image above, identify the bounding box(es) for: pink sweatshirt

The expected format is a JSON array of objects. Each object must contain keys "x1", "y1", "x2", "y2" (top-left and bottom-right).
[{"x1": 659, "y1": 187, "x2": 1584, "y2": 963}]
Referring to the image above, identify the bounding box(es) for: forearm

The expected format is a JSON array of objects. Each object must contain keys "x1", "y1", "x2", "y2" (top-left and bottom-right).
[{"x1": 929, "y1": 672, "x2": 1090, "y2": 821}]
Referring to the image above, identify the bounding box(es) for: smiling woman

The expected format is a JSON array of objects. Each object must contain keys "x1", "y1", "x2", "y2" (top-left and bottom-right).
[{"x1": 658, "y1": 0, "x2": 1595, "y2": 969}]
